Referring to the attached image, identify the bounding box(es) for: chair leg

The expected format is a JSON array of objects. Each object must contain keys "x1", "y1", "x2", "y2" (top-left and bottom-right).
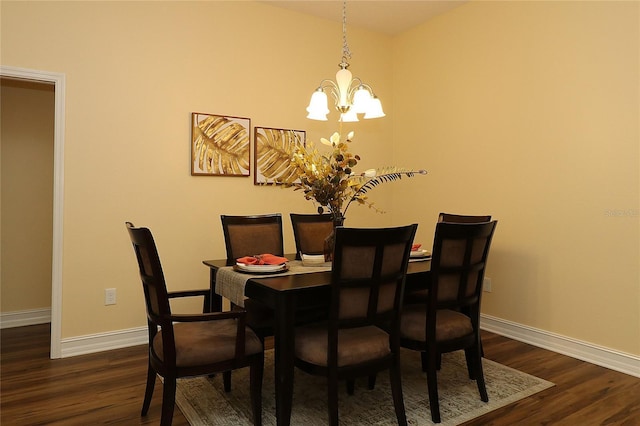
[
  {"x1": 141, "y1": 361, "x2": 156, "y2": 416},
  {"x1": 471, "y1": 344, "x2": 488, "y2": 402},
  {"x1": 346, "y1": 375, "x2": 377, "y2": 393},
  {"x1": 223, "y1": 371, "x2": 232, "y2": 392},
  {"x1": 368, "y1": 374, "x2": 377, "y2": 390},
  {"x1": 464, "y1": 347, "x2": 476, "y2": 379},
  {"x1": 328, "y1": 373, "x2": 339, "y2": 426},
  {"x1": 250, "y1": 354, "x2": 264, "y2": 426},
  {"x1": 425, "y1": 350, "x2": 441, "y2": 423},
  {"x1": 160, "y1": 376, "x2": 176, "y2": 426},
  {"x1": 421, "y1": 352, "x2": 441, "y2": 371},
  {"x1": 390, "y1": 355, "x2": 408, "y2": 426},
  {"x1": 346, "y1": 379, "x2": 355, "y2": 395}
]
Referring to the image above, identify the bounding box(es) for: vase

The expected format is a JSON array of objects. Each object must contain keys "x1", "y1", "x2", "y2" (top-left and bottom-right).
[{"x1": 323, "y1": 215, "x2": 345, "y2": 262}]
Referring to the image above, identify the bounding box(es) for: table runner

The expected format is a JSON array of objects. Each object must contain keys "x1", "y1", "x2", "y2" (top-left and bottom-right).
[{"x1": 215, "y1": 260, "x2": 331, "y2": 307}]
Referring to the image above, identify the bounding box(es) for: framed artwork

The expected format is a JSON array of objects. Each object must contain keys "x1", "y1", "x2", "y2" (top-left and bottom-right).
[
  {"x1": 191, "y1": 112, "x2": 251, "y2": 176},
  {"x1": 254, "y1": 127, "x2": 306, "y2": 185}
]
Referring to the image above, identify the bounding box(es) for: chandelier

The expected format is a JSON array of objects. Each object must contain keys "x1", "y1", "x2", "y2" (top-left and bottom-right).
[{"x1": 305, "y1": 1, "x2": 385, "y2": 122}]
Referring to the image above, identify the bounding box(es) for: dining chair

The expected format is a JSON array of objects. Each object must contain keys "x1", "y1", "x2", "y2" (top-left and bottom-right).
[
  {"x1": 400, "y1": 220, "x2": 497, "y2": 423},
  {"x1": 220, "y1": 213, "x2": 285, "y2": 260},
  {"x1": 293, "y1": 224, "x2": 418, "y2": 426},
  {"x1": 289, "y1": 213, "x2": 334, "y2": 259},
  {"x1": 126, "y1": 222, "x2": 264, "y2": 426}
]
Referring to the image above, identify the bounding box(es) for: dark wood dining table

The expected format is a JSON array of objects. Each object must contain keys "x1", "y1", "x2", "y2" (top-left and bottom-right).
[{"x1": 203, "y1": 255, "x2": 431, "y2": 426}]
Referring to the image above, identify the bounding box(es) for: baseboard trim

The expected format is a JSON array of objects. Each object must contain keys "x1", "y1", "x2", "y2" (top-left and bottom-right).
[
  {"x1": 481, "y1": 314, "x2": 640, "y2": 378},
  {"x1": 54, "y1": 314, "x2": 640, "y2": 378},
  {"x1": 60, "y1": 326, "x2": 148, "y2": 358},
  {"x1": 0, "y1": 308, "x2": 51, "y2": 329}
]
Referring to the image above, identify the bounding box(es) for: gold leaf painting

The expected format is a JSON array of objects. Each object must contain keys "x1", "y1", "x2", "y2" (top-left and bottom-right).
[
  {"x1": 254, "y1": 127, "x2": 305, "y2": 185},
  {"x1": 191, "y1": 112, "x2": 250, "y2": 176}
]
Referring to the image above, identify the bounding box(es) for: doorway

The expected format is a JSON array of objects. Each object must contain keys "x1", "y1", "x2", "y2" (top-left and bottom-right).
[{"x1": 0, "y1": 66, "x2": 65, "y2": 359}]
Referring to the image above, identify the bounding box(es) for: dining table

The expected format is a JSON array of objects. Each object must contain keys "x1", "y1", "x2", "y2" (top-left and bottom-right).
[{"x1": 202, "y1": 254, "x2": 431, "y2": 426}]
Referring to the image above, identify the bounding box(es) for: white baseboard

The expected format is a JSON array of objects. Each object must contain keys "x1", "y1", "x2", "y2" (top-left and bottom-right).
[
  {"x1": 51, "y1": 313, "x2": 639, "y2": 379},
  {"x1": 60, "y1": 326, "x2": 148, "y2": 358},
  {"x1": 0, "y1": 308, "x2": 51, "y2": 329},
  {"x1": 481, "y1": 314, "x2": 640, "y2": 378}
]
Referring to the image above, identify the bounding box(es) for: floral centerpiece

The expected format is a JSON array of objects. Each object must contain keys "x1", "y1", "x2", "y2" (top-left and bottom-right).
[{"x1": 278, "y1": 130, "x2": 427, "y2": 258}]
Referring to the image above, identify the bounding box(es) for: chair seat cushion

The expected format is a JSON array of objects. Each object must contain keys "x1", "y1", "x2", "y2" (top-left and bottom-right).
[
  {"x1": 295, "y1": 323, "x2": 390, "y2": 367},
  {"x1": 153, "y1": 319, "x2": 262, "y2": 367},
  {"x1": 400, "y1": 304, "x2": 473, "y2": 342}
]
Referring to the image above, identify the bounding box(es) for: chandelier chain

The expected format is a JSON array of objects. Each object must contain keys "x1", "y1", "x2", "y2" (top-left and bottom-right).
[{"x1": 341, "y1": 0, "x2": 352, "y2": 63}]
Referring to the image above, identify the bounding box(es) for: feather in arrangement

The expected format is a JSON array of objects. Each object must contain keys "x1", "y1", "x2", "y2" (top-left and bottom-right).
[{"x1": 278, "y1": 131, "x2": 427, "y2": 220}]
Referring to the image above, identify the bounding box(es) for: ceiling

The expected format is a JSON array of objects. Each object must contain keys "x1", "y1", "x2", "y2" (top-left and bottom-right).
[{"x1": 262, "y1": 1, "x2": 467, "y2": 35}]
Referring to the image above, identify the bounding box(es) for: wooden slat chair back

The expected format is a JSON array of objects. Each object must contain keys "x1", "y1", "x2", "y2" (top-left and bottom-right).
[
  {"x1": 290, "y1": 213, "x2": 334, "y2": 259},
  {"x1": 221, "y1": 214, "x2": 284, "y2": 260},
  {"x1": 405, "y1": 212, "x2": 492, "y2": 306},
  {"x1": 438, "y1": 212, "x2": 492, "y2": 223}
]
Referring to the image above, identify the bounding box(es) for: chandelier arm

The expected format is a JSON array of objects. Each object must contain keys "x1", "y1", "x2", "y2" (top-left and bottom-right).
[
  {"x1": 317, "y1": 79, "x2": 339, "y2": 92},
  {"x1": 356, "y1": 81, "x2": 374, "y2": 93},
  {"x1": 317, "y1": 81, "x2": 342, "y2": 106},
  {"x1": 350, "y1": 76, "x2": 363, "y2": 86},
  {"x1": 329, "y1": 87, "x2": 348, "y2": 112},
  {"x1": 315, "y1": 80, "x2": 349, "y2": 112},
  {"x1": 346, "y1": 79, "x2": 374, "y2": 98}
]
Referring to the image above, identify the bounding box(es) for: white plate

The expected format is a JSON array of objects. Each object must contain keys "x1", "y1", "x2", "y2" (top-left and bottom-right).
[
  {"x1": 235, "y1": 262, "x2": 287, "y2": 273},
  {"x1": 410, "y1": 250, "x2": 431, "y2": 258},
  {"x1": 409, "y1": 257, "x2": 431, "y2": 262}
]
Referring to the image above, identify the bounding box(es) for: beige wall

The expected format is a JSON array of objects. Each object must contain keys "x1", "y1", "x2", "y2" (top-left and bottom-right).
[
  {"x1": 392, "y1": 1, "x2": 639, "y2": 355},
  {"x1": 1, "y1": 1, "x2": 638, "y2": 357},
  {"x1": 1, "y1": 78, "x2": 55, "y2": 312},
  {"x1": 0, "y1": 1, "x2": 394, "y2": 336}
]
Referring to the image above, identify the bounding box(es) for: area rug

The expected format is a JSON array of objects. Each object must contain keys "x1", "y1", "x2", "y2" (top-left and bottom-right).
[{"x1": 175, "y1": 349, "x2": 553, "y2": 425}]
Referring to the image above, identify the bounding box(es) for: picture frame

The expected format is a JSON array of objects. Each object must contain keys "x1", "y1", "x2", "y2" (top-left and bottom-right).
[
  {"x1": 191, "y1": 112, "x2": 251, "y2": 176},
  {"x1": 254, "y1": 127, "x2": 306, "y2": 185}
]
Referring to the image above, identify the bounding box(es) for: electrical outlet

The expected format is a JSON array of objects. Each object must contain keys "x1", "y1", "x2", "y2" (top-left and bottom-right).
[
  {"x1": 483, "y1": 277, "x2": 492, "y2": 292},
  {"x1": 105, "y1": 288, "x2": 117, "y2": 305}
]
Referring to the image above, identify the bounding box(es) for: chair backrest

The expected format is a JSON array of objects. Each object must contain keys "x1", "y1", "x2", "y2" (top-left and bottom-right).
[
  {"x1": 429, "y1": 221, "x2": 497, "y2": 315},
  {"x1": 438, "y1": 212, "x2": 492, "y2": 223},
  {"x1": 330, "y1": 224, "x2": 418, "y2": 332},
  {"x1": 221, "y1": 214, "x2": 284, "y2": 260},
  {"x1": 125, "y1": 222, "x2": 172, "y2": 330},
  {"x1": 289, "y1": 213, "x2": 334, "y2": 259}
]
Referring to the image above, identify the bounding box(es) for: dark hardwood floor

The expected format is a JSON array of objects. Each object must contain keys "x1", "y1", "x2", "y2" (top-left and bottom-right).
[{"x1": 1, "y1": 324, "x2": 638, "y2": 425}]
